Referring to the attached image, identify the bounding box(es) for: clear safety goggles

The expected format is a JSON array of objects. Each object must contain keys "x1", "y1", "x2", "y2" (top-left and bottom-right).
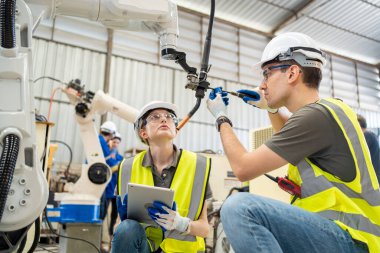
[
  {"x1": 262, "y1": 64, "x2": 291, "y2": 82},
  {"x1": 146, "y1": 112, "x2": 177, "y2": 124}
]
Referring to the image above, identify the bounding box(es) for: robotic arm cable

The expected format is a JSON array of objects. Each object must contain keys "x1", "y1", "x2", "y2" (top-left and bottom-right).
[{"x1": 176, "y1": 0, "x2": 215, "y2": 131}]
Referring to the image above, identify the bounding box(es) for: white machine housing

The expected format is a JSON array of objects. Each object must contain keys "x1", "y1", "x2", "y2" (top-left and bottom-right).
[
  {"x1": 59, "y1": 87, "x2": 138, "y2": 208},
  {"x1": 0, "y1": 0, "x2": 48, "y2": 232},
  {"x1": 26, "y1": 0, "x2": 179, "y2": 54},
  {"x1": 0, "y1": 0, "x2": 178, "y2": 240}
]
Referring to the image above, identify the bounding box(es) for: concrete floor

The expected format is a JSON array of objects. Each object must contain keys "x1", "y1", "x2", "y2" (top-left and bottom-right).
[{"x1": 34, "y1": 243, "x2": 58, "y2": 253}]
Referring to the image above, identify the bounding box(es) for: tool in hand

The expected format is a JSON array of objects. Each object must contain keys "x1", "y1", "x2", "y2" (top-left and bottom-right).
[
  {"x1": 207, "y1": 87, "x2": 261, "y2": 100},
  {"x1": 264, "y1": 174, "x2": 301, "y2": 198},
  {"x1": 228, "y1": 90, "x2": 261, "y2": 101}
]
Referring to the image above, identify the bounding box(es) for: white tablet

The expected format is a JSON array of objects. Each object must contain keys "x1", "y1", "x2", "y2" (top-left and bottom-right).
[{"x1": 127, "y1": 183, "x2": 174, "y2": 225}]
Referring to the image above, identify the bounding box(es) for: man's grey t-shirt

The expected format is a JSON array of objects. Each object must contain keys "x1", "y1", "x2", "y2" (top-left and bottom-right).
[
  {"x1": 265, "y1": 102, "x2": 356, "y2": 182},
  {"x1": 142, "y1": 146, "x2": 213, "y2": 199}
]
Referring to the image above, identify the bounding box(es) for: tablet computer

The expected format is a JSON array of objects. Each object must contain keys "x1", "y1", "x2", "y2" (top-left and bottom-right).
[{"x1": 127, "y1": 183, "x2": 174, "y2": 224}]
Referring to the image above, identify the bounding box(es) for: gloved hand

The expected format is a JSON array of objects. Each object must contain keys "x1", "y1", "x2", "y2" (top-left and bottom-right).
[
  {"x1": 207, "y1": 87, "x2": 229, "y2": 119},
  {"x1": 147, "y1": 201, "x2": 190, "y2": 233},
  {"x1": 237, "y1": 87, "x2": 278, "y2": 113},
  {"x1": 116, "y1": 194, "x2": 128, "y2": 221}
]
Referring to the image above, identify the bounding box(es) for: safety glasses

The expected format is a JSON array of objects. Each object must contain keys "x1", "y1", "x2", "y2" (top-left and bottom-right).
[
  {"x1": 146, "y1": 112, "x2": 177, "y2": 124},
  {"x1": 262, "y1": 64, "x2": 291, "y2": 82}
]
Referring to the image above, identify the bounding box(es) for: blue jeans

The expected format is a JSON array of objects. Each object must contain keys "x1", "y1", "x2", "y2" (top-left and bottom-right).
[
  {"x1": 221, "y1": 193, "x2": 369, "y2": 253},
  {"x1": 111, "y1": 219, "x2": 151, "y2": 253}
]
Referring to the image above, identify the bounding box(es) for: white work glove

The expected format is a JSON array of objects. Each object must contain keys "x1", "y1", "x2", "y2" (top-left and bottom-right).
[
  {"x1": 147, "y1": 201, "x2": 190, "y2": 233},
  {"x1": 237, "y1": 87, "x2": 278, "y2": 113},
  {"x1": 207, "y1": 87, "x2": 230, "y2": 119}
]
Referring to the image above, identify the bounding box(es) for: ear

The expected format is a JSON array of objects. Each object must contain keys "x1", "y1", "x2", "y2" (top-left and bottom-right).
[
  {"x1": 139, "y1": 128, "x2": 149, "y2": 142},
  {"x1": 288, "y1": 65, "x2": 301, "y2": 84}
]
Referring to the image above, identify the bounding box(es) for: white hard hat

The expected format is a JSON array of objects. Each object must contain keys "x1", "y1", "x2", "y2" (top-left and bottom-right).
[
  {"x1": 256, "y1": 32, "x2": 326, "y2": 69},
  {"x1": 100, "y1": 121, "x2": 117, "y2": 135},
  {"x1": 113, "y1": 131, "x2": 122, "y2": 141},
  {"x1": 134, "y1": 101, "x2": 178, "y2": 144}
]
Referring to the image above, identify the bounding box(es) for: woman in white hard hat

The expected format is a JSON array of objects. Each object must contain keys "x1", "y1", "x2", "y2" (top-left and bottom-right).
[
  {"x1": 207, "y1": 32, "x2": 379, "y2": 252},
  {"x1": 112, "y1": 101, "x2": 212, "y2": 253}
]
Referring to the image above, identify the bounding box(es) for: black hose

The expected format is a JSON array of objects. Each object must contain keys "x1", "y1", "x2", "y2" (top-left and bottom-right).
[
  {"x1": 1, "y1": 0, "x2": 17, "y2": 48},
  {"x1": 194, "y1": 0, "x2": 215, "y2": 100},
  {"x1": 199, "y1": 0, "x2": 215, "y2": 81},
  {"x1": 173, "y1": 0, "x2": 216, "y2": 131},
  {"x1": 0, "y1": 134, "x2": 20, "y2": 222},
  {"x1": 188, "y1": 98, "x2": 201, "y2": 118}
]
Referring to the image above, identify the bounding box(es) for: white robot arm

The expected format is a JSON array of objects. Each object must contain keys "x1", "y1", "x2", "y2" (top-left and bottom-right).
[
  {"x1": 26, "y1": 0, "x2": 179, "y2": 59},
  {"x1": 62, "y1": 79, "x2": 138, "y2": 198},
  {"x1": 0, "y1": 0, "x2": 178, "y2": 251},
  {"x1": 45, "y1": 80, "x2": 138, "y2": 224}
]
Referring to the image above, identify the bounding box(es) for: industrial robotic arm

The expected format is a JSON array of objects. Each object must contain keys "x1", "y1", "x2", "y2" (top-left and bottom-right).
[
  {"x1": 0, "y1": 0, "x2": 178, "y2": 251},
  {"x1": 54, "y1": 79, "x2": 138, "y2": 220},
  {"x1": 26, "y1": 0, "x2": 179, "y2": 59}
]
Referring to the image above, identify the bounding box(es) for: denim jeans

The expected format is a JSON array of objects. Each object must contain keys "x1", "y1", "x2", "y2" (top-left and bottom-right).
[
  {"x1": 221, "y1": 193, "x2": 369, "y2": 253},
  {"x1": 111, "y1": 219, "x2": 151, "y2": 253}
]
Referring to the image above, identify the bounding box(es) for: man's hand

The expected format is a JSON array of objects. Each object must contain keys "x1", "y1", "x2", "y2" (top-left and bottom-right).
[
  {"x1": 207, "y1": 87, "x2": 229, "y2": 119},
  {"x1": 237, "y1": 87, "x2": 278, "y2": 113},
  {"x1": 116, "y1": 194, "x2": 128, "y2": 221},
  {"x1": 108, "y1": 140, "x2": 113, "y2": 149},
  {"x1": 147, "y1": 201, "x2": 190, "y2": 233}
]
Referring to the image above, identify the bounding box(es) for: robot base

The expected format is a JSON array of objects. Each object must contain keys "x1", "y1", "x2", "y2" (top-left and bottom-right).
[{"x1": 59, "y1": 223, "x2": 102, "y2": 253}]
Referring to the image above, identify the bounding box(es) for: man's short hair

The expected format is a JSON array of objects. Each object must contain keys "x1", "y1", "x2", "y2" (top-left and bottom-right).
[
  {"x1": 357, "y1": 114, "x2": 367, "y2": 129},
  {"x1": 265, "y1": 59, "x2": 322, "y2": 89}
]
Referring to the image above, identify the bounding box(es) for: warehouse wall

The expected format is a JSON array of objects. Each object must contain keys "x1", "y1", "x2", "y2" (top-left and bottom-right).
[{"x1": 32, "y1": 10, "x2": 380, "y2": 165}]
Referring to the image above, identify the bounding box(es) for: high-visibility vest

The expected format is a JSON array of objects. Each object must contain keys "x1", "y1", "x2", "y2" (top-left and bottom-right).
[
  {"x1": 118, "y1": 149, "x2": 211, "y2": 253},
  {"x1": 288, "y1": 98, "x2": 380, "y2": 252}
]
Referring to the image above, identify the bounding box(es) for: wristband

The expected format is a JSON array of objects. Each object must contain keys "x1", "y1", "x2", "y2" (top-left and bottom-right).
[
  {"x1": 268, "y1": 108, "x2": 279, "y2": 114},
  {"x1": 216, "y1": 116, "x2": 233, "y2": 132}
]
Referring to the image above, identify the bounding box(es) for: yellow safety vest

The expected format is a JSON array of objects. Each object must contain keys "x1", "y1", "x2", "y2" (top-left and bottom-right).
[
  {"x1": 288, "y1": 98, "x2": 380, "y2": 252},
  {"x1": 117, "y1": 149, "x2": 211, "y2": 253}
]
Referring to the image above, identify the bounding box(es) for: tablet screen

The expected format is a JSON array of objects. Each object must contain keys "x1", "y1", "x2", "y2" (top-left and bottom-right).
[{"x1": 126, "y1": 183, "x2": 174, "y2": 224}]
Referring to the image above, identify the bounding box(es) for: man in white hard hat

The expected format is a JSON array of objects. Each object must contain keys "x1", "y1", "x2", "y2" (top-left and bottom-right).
[
  {"x1": 103, "y1": 131, "x2": 125, "y2": 247},
  {"x1": 99, "y1": 121, "x2": 119, "y2": 167},
  {"x1": 98, "y1": 121, "x2": 122, "y2": 250},
  {"x1": 207, "y1": 32, "x2": 380, "y2": 252},
  {"x1": 111, "y1": 101, "x2": 212, "y2": 253}
]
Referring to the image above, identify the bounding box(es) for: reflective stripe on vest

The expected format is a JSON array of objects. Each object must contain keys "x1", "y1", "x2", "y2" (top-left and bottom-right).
[
  {"x1": 288, "y1": 98, "x2": 380, "y2": 252},
  {"x1": 117, "y1": 149, "x2": 210, "y2": 252}
]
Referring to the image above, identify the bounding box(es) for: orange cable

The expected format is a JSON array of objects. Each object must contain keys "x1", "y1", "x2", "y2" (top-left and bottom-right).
[
  {"x1": 47, "y1": 87, "x2": 61, "y2": 121},
  {"x1": 176, "y1": 115, "x2": 191, "y2": 131}
]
